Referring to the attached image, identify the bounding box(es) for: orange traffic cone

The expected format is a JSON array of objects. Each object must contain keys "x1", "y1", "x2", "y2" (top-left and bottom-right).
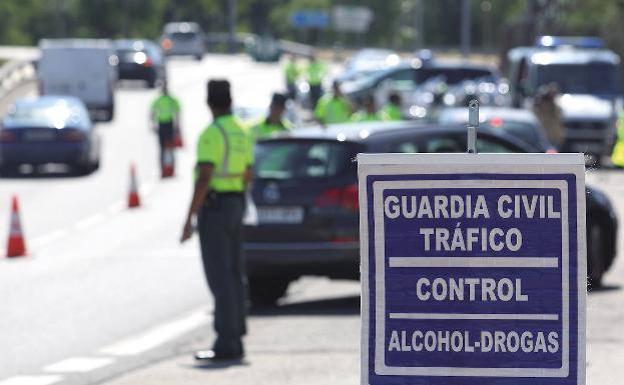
[
  {"x1": 161, "y1": 144, "x2": 175, "y2": 178},
  {"x1": 6, "y1": 195, "x2": 27, "y2": 258},
  {"x1": 128, "y1": 163, "x2": 141, "y2": 208}
]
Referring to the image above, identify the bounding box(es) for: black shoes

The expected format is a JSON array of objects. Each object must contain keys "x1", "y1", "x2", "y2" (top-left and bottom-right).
[{"x1": 194, "y1": 349, "x2": 244, "y2": 361}]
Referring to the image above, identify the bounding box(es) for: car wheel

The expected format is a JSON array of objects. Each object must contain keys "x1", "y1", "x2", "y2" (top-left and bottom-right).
[
  {"x1": 587, "y1": 221, "x2": 605, "y2": 288},
  {"x1": 248, "y1": 276, "x2": 290, "y2": 308},
  {"x1": 195, "y1": 54, "x2": 203, "y2": 61}
]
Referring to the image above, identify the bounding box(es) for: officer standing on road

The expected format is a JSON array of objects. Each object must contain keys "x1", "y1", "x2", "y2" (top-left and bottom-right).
[
  {"x1": 381, "y1": 92, "x2": 403, "y2": 121},
  {"x1": 249, "y1": 93, "x2": 291, "y2": 141},
  {"x1": 314, "y1": 80, "x2": 352, "y2": 125},
  {"x1": 351, "y1": 95, "x2": 383, "y2": 122},
  {"x1": 306, "y1": 53, "x2": 326, "y2": 109},
  {"x1": 284, "y1": 54, "x2": 299, "y2": 100},
  {"x1": 151, "y1": 82, "x2": 180, "y2": 170},
  {"x1": 180, "y1": 79, "x2": 253, "y2": 361},
  {"x1": 611, "y1": 111, "x2": 624, "y2": 167}
]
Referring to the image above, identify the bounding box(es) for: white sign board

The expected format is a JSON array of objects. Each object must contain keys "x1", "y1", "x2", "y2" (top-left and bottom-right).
[{"x1": 359, "y1": 153, "x2": 586, "y2": 385}]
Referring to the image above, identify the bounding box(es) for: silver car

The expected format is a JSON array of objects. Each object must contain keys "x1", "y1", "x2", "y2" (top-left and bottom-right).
[{"x1": 160, "y1": 22, "x2": 204, "y2": 60}]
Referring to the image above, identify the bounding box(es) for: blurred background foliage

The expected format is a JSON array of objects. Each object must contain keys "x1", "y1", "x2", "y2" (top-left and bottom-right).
[{"x1": 1, "y1": 0, "x2": 624, "y2": 58}]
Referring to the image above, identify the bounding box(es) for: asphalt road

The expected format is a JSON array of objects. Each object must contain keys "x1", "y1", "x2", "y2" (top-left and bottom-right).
[
  {"x1": 0, "y1": 53, "x2": 624, "y2": 385},
  {"x1": 0, "y1": 53, "x2": 282, "y2": 383}
]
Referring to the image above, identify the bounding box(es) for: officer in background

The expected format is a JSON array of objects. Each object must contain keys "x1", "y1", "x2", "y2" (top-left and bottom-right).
[
  {"x1": 151, "y1": 82, "x2": 180, "y2": 170},
  {"x1": 351, "y1": 95, "x2": 383, "y2": 122},
  {"x1": 249, "y1": 93, "x2": 291, "y2": 141},
  {"x1": 314, "y1": 80, "x2": 352, "y2": 125},
  {"x1": 611, "y1": 111, "x2": 624, "y2": 167},
  {"x1": 306, "y1": 53, "x2": 326, "y2": 109},
  {"x1": 283, "y1": 54, "x2": 299, "y2": 100},
  {"x1": 181, "y1": 79, "x2": 253, "y2": 361},
  {"x1": 381, "y1": 92, "x2": 402, "y2": 121}
]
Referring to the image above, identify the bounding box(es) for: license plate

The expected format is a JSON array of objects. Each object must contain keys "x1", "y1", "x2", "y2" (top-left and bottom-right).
[
  {"x1": 24, "y1": 130, "x2": 55, "y2": 141},
  {"x1": 257, "y1": 206, "x2": 304, "y2": 224}
]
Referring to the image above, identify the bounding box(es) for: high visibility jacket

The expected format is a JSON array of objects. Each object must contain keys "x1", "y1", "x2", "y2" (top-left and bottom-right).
[
  {"x1": 151, "y1": 95, "x2": 180, "y2": 123},
  {"x1": 284, "y1": 62, "x2": 299, "y2": 84},
  {"x1": 314, "y1": 95, "x2": 351, "y2": 124},
  {"x1": 380, "y1": 104, "x2": 402, "y2": 121},
  {"x1": 249, "y1": 118, "x2": 291, "y2": 141},
  {"x1": 197, "y1": 115, "x2": 253, "y2": 192},
  {"x1": 351, "y1": 111, "x2": 383, "y2": 122},
  {"x1": 611, "y1": 113, "x2": 624, "y2": 167},
  {"x1": 306, "y1": 61, "x2": 325, "y2": 86}
]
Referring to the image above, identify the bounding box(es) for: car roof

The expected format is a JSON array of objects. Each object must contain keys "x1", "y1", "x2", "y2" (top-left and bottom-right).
[
  {"x1": 12, "y1": 95, "x2": 85, "y2": 109},
  {"x1": 164, "y1": 22, "x2": 202, "y2": 33},
  {"x1": 437, "y1": 107, "x2": 540, "y2": 125},
  {"x1": 39, "y1": 39, "x2": 113, "y2": 49},
  {"x1": 271, "y1": 121, "x2": 414, "y2": 142},
  {"x1": 264, "y1": 120, "x2": 537, "y2": 152},
  {"x1": 115, "y1": 39, "x2": 157, "y2": 49},
  {"x1": 508, "y1": 46, "x2": 620, "y2": 65}
]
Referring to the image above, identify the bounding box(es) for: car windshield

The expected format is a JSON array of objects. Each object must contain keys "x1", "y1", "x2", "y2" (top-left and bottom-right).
[
  {"x1": 417, "y1": 67, "x2": 496, "y2": 85},
  {"x1": 3, "y1": 100, "x2": 88, "y2": 129},
  {"x1": 170, "y1": 32, "x2": 199, "y2": 41},
  {"x1": 535, "y1": 63, "x2": 620, "y2": 94},
  {"x1": 254, "y1": 140, "x2": 358, "y2": 180}
]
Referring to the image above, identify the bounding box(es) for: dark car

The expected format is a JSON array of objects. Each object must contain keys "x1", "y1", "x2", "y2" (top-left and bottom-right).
[
  {"x1": 342, "y1": 60, "x2": 499, "y2": 102},
  {"x1": 115, "y1": 39, "x2": 165, "y2": 88},
  {"x1": 0, "y1": 96, "x2": 100, "y2": 175},
  {"x1": 437, "y1": 107, "x2": 554, "y2": 152},
  {"x1": 244, "y1": 121, "x2": 617, "y2": 305}
]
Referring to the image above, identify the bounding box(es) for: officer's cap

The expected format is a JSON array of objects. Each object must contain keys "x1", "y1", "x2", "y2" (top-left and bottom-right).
[{"x1": 207, "y1": 79, "x2": 232, "y2": 109}]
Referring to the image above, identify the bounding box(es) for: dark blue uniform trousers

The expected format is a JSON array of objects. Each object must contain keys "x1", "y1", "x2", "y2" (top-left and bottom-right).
[{"x1": 197, "y1": 194, "x2": 247, "y2": 353}]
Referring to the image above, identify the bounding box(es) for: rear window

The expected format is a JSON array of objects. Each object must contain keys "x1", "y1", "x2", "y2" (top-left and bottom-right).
[
  {"x1": 254, "y1": 140, "x2": 359, "y2": 180},
  {"x1": 170, "y1": 32, "x2": 200, "y2": 41},
  {"x1": 483, "y1": 121, "x2": 541, "y2": 149},
  {"x1": 3, "y1": 102, "x2": 89, "y2": 130}
]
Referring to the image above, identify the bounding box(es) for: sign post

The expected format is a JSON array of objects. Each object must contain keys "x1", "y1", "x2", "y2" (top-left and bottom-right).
[{"x1": 359, "y1": 152, "x2": 586, "y2": 385}]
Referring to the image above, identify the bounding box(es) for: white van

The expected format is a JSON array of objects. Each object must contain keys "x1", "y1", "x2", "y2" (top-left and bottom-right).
[{"x1": 38, "y1": 39, "x2": 118, "y2": 122}]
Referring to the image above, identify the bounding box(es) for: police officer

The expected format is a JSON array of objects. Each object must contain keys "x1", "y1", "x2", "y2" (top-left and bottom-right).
[
  {"x1": 306, "y1": 53, "x2": 326, "y2": 109},
  {"x1": 249, "y1": 93, "x2": 291, "y2": 141},
  {"x1": 314, "y1": 80, "x2": 352, "y2": 125},
  {"x1": 351, "y1": 95, "x2": 383, "y2": 122},
  {"x1": 611, "y1": 111, "x2": 624, "y2": 167},
  {"x1": 381, "y1": 92, "x2": 402, "y2": 121},
  {"x1": 284, "y1": 54, "x2": 299, "y2": 100},
  {"x1": 150, "y1": 82, "x2": 180, "y2": 170},
  {"x1": 181, "y1": 79, "x2": 253, "y2": 361}
]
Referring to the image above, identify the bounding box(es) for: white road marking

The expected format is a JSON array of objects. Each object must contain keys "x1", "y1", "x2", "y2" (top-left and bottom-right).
[
  {"x1": 30, "y1": 229, "x2": 70, "y2": 249},
  {"x1": 0, "y1": 376, "x2": 62, "y2": 385},
  {"x1": 74, "y1": 213, "x2": 106, "y2": 231},
  {"x1": 43, "y1": 357, "x2": 114, "y2": 373},
  {"x1": 107, "y1": 201, "x2": 125, "y2": 215},
  {"x1": 99, "y1": 308, "x2": 208, "y2": 356}
]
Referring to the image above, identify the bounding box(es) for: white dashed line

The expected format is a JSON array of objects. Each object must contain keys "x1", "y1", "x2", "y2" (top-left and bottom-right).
[
  {"x1": 43, "y1": 357, "x2": 114, "y2": 373},
  {"x1": 74, "y1": 213, "x2": 106, "y2": 231},
  {"x1": 99, "y1": 308, "x2": 208, "y2": 356},
  {"x1": 0, "y1": 375, "x2": 62, "y2": 385},
  {"x1": 30, "y1": 229, "x2": 70, "y2": 249}
]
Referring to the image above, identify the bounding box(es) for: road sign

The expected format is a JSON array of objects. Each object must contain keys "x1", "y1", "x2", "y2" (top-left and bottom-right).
[
  {"x1": 332, "y1": 5, "x2": 373, "y2": 33},
  {"x1": 359, "y1": 153, "x2": 586, "y2": 385},
  {"x1": 290, "y1": 10, "x2": 330, "y2": 29}
]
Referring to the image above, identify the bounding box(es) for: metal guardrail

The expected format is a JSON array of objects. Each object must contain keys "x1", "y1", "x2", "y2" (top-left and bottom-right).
[{"x1": 0, "y1": 60, "x2": 36, "y2": 101}]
